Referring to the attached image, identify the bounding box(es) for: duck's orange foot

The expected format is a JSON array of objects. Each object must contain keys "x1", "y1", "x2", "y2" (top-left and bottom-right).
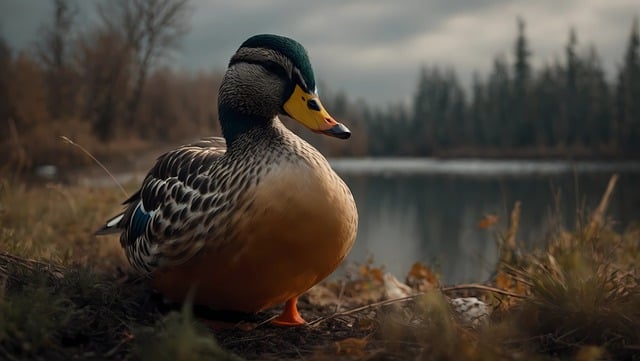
[{"x1": 271, "y1": 297, "x2": 306, "y2": 326}]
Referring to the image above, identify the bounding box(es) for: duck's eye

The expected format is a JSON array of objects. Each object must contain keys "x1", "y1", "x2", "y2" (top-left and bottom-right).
[{"x1": 307, "y1": 99, "x2": 321, "y2": 111}]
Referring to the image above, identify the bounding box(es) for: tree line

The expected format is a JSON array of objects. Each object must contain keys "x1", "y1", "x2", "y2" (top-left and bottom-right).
[
  {"x1": 318, "y1": 17, "x2": 640, "y2": 158},
  {"x1": 1, "y1": 1, "x2": 639, "y2": 175}
]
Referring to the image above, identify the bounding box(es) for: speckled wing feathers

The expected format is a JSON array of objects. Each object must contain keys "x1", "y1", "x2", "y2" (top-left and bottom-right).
[{"x1": 119, "y1": 137, "x2": 228, "y2": 273}]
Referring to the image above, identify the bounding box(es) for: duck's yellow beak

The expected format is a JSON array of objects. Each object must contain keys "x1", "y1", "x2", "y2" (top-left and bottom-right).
[{"x1": 283, "y1": 85, "x2": 351, "y2": 139}]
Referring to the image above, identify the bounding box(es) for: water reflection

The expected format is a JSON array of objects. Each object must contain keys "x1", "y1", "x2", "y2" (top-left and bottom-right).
[
  {"x1": 335, "y1": 160, "x2": 640, "y2": 284},
  {"x1": 77, "y1": 158, "x2": 640, "y2": 285}
]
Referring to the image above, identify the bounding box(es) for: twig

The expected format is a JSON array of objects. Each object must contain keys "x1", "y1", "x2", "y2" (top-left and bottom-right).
[
  {"x1": 307, "y1": 283, "x2": 525, "y2": 327},
  {"x1": 60, "y1": 136, "x2": 128, "y2": 197},
  {"x1": 307, "y1": 294, "x2": 418, "y2": 327},
  {"x1": 255, "y1": 314, "x2": 279, "y2": 328},
  {"x1": 222, "y1": 334, "x2": 273, "y2": 345},
  {"x1": 440, "y1": 284, "x2": 526, "y2": 298}
]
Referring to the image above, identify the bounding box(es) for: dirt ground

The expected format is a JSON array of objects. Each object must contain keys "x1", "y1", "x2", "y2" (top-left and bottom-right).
[{"x1": 0, "y1": 256, "x2": 443, "y2": 361}]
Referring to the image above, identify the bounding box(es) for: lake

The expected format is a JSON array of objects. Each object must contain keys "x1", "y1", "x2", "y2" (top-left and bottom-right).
[
  {"x1": 330, "y1": 158, "x2": 640, "y2": 284},
  {"x1": 78, "y1": 158, "x2": 640, "y2": 285}
]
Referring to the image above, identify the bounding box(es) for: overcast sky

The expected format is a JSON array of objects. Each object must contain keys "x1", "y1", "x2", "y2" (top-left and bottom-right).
[{"x1": 1, "y1": 0, "x2": 638, "y2": 104}]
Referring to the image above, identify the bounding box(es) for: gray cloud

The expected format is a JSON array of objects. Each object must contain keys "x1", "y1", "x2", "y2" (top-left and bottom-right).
[
  {"x1": 0, "y1": 1, "x2": 52, "y2": 50},
  {"x1": 1, "y1": 0, "x2": 638, "y2": 103}
]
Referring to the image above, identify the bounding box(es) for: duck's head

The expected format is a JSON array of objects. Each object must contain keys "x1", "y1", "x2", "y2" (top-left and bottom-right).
[{"x1": 218, "y1": 34, "x2": 351, "y2": 141}]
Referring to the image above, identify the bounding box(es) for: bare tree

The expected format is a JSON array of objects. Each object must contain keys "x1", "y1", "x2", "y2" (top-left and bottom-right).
[
  {"x1": 77, "y1": 29, "x2": 133, "y2": 141},
  {"x1": 98, "y1": 0, "x2": 191, "y2": 126},
  {"x1": 35, "y1": 0, "x2": 78, "y2": 119}
]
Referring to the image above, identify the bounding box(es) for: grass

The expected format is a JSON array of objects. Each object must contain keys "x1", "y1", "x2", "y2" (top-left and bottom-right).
[
  {"x1": 503, "y1": 176, "x2": 640, "y2": 359},
  {"x1": 0, "y1": 180, "x2": 126, "y2": 266},
  {"x1": 1, "y1": 175, "x2": 639, "y2": 360},
  {"x1": 0, "y1": 263, "x2": 239, "y2": 360},
  {"x1": 509, "y1": 220, "x2": 640, "y2": 359}
]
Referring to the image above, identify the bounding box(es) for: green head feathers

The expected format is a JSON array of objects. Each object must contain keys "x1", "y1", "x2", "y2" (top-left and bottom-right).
[{"x1": 240, "y1": 34, "x2": 316, "y2": 91}]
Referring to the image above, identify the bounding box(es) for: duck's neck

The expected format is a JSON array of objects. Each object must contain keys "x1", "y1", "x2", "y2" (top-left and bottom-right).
[{"x1": 219, "y1": 105, "x2": 276, "y2": 146}]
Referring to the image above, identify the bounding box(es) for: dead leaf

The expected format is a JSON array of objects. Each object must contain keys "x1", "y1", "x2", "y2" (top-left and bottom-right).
[
  {"x1": 334, "y1": 337, "x2": 369, "y2": 357},
  {"x1": 494, "y1": 271, "x2": 528, "y2": 309},
  {"x1": 477, "y1": 214, "x2": 500, "y2": 229},
  {"x1": 406, "y1": 262, "x2": 438, "y2": 291},
  {"x1": 359, "y1": 264, "x2": 384, "y2": 283}
]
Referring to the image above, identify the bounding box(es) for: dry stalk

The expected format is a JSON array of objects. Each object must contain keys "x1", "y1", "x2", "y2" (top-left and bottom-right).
[
  {"x1": 60, "y1": 136, "x2": 129, "y2": 197},
  {"x1": 499, "y1": 201, "x2": 521, "y2": 265},
  {"x1": 586, "y1": 174, "x2": 618, "y2": 236},
  {"x1": 0, "y1": 251, "x2": 65, "y2": 281}
]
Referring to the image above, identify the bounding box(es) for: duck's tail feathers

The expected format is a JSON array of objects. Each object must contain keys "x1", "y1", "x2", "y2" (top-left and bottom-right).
[{"x1": 95, "y1": 213, "x2": 125, "y2": 235}]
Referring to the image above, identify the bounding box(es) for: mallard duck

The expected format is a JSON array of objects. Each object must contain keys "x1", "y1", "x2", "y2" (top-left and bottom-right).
[{"x1": 96, "y1": 34, "x2": 358, "y2": 326}]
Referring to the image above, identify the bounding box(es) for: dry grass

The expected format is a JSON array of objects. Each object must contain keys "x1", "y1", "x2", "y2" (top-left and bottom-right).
[
  {"x1": 490, "y1": 175, "x2": 640, "y2": 360},
  {"x1": 0, "y1": 261, "x2": 242, "y2": 361},
  {"x1": 0, "y1": 180, "x2": 125, "y2": 267},
  {"x1": 0, "y1": 175, "x2": 639, "y2": 360},
  {"x1": 507, "y1": 219, "x2": 640, "y2": 359}
]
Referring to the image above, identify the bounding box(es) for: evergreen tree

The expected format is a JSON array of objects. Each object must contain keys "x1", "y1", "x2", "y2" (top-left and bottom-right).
[
  {"x1": 412, "y1": 66, "x2": 466, "y2": 152},
  {"x1": 469, "y1": 72, "x2": 486, "y2": 146},
  {"x1": 615, "y1": 17, "x2": 640, "y2": 151},
  {"x1": 514, "y1": 17, "x2": 532, "y2": 88},
  {"x1": 530, "y1": 62, "x2": 563, "y2": 146},
  {"x1": 512, "y1": 17, "x2": 533, "y2": 146},
  {"x1": 563, "y1": 27, "x2": 580, "y2": 145},
  {"x1": 412, "y1": 66, "x2": 434, "y2": 153},
  {"x1": 580, "y1": 47, "x2": 612, "y2": 146},
  {"x1": 486, "y1": 56, "x2": 511, "y2": 147}
]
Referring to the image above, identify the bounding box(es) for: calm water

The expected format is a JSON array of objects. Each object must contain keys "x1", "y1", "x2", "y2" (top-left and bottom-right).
[
  {"x1": 78, "y1": 158, "x2": 640, "y2": 284},
  {"x1": 330, "y1": 159, "x2": 640, "y2": 284}
]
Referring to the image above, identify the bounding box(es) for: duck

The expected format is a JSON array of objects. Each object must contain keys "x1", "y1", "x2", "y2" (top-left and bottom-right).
[{"x1": 96, "y1": 34, "x2": 358, "y2": 326}]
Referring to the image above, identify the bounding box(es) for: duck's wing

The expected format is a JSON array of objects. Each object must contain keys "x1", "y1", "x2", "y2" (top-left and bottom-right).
[{"x1": 96, "y1": 137, "x2": 227, "y2": 273}]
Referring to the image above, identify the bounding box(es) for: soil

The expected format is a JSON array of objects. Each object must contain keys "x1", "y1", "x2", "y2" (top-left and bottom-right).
[
  {"x1": 0, "y1": 257, "x2": 410, "y2": 361},
  {"x1": 210, "y1": 300, "x2": 375, "y2": 360}
]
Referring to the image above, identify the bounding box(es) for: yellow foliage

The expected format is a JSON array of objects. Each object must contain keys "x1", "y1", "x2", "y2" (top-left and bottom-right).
[{"x1": 406, "y1": 261, "x2": 439, "y2": 291}]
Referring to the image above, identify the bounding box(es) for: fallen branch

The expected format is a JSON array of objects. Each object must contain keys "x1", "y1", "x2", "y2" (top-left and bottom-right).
[
  {"x1": 440, "y1": 283, "x2": 526, "y2": 298},
  {"x1": 307, "y1": 294, "x2": 417, "y2": 327},
  {"x1": 308, "y1": 283, "x2": 525, "y2": 327}
]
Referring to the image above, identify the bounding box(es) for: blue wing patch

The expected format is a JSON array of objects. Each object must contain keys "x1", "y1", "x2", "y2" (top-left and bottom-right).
[{"x1": 129, "y1": 202, "x2": 152, "y2": 241}]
